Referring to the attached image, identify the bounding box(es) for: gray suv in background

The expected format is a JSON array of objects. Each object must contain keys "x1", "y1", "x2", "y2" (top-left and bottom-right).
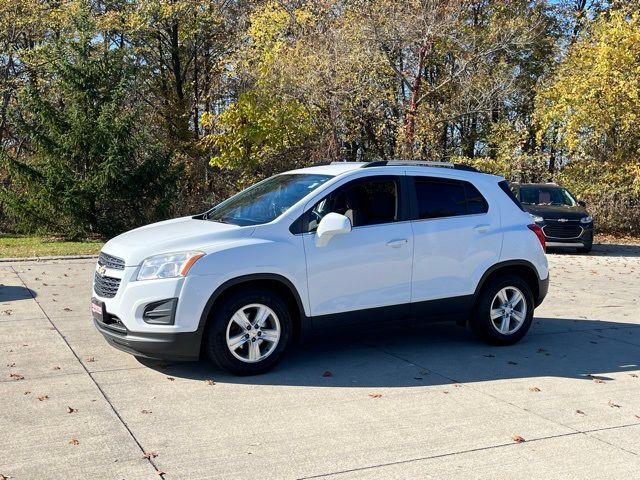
[{"x1": 511, "y1": 182, "x2": 593, "y2": 253}]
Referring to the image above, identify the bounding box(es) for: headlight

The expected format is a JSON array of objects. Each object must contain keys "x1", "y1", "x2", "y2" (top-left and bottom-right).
[
  {"x1": 531, "y1": 215, "x2": 544, "y2": 223},
  {"x1": 137, "y1": 251, "x2": 205, "y2": 281},
  {"x1": 580, "y1": 216, "x2": 593, "y2": 224}
]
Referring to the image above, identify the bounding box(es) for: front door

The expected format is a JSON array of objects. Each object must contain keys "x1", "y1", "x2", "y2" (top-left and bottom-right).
[{"x1": 302, "y1": 176, "x2": 414, "y2": 320}]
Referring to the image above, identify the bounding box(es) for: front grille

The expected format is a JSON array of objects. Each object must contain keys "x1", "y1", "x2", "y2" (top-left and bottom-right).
[
  {"x1": 98, "y1": 252, "x2": 125, "y2": 270},
  {"x1": 543, "y1": 223, "x2": 583, "y2": 239},
  {"x1": 94, "y1": 272, "x2": 121, "y2": 298}
]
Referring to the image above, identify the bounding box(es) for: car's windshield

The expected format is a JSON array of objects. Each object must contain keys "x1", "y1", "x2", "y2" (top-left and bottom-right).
[
  {"x1": 206, "y1": 173, "x2": 332, "y2": 226},
  {"x1": 520, "y1": 186, "x2": 577, "y2": 207}
]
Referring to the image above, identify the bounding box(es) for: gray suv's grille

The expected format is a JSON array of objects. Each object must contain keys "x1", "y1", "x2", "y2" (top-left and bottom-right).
[
  {"x1": 98, "y1": 252, "x2": 125, "y2": 270},
  {"x1": 542, "y1": 224, "x2": 583, "y2": 239},
  {"x1": 94, "y1": 273, "x2": 121, "y2": 298}
]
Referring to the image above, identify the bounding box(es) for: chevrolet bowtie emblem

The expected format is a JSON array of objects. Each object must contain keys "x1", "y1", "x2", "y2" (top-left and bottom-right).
[{"x1": 97, "y1": 265, "x2": 106, "y2": 275}]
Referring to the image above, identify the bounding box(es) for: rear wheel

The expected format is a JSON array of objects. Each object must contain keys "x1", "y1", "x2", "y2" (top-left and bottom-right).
[
  {"x1": 470, "y1": 275, "x2": 534, "y2": 345},
  {"x1": 205, "y1": 289, "x2": 292, "y2": 375}
]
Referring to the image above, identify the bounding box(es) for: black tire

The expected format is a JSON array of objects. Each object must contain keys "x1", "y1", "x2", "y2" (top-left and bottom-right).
[
  {"x1": 470, "y1": 274, "x2": 534, "y2": 346},
  {"x1": 577, "y1": 244, "x2": 592, "y2": 254},
  {"x1": 204, "y1": 288, "x2": 293, "y2": 375}
]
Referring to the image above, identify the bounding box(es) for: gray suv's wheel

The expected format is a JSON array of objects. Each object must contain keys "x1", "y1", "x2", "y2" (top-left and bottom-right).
[
  {"x1": 470, "y1": 275, "x2": 534, "y2": 345},
  {"x1": 205, "y1": 289, "x2": 292, "y2": 375}
]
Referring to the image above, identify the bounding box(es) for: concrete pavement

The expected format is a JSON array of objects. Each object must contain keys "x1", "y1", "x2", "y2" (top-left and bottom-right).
[{"x1": 1, "y1": 244, "x2": 640, "y2": 479}]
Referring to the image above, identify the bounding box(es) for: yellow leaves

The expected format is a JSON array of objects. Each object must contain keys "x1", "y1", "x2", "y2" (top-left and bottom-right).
[
  {"x1": 536, "y1": 8, "x2": 640, "y2": 160},
  {"x1": 205, "y1": 91, "x2": 315, "y2": 170}
]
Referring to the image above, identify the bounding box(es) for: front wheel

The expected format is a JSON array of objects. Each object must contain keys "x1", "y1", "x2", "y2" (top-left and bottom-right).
[
  {"x1": 470, "y1": 275, "x2": 534, "y2": 345},
  {"x1": 205, "y1": 289, "x2": 292, "y2": 375}
]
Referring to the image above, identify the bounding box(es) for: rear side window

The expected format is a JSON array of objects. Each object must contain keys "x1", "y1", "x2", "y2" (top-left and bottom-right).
[
  {"x1": 465, "y1": 183, "x2": 489, "y2": 214},
  {"x1": 498, "y1": 180, "x2": 525, "y2": 211},
  {"x1": 413, "y1": 177, "x2": 488, "y2": 220}
]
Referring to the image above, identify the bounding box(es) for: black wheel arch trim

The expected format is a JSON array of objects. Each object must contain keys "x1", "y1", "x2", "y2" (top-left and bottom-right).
[
  {"x1": 470, "y1": 259, "x2": 548, "y2": 316},
  {"x1": 196, "y1": 273, "x2": 309, "y2": 338}
]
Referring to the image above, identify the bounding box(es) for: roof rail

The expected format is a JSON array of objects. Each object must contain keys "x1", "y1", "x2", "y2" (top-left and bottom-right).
[{"x1": 358, "y1": 160, "x2": 480, "y2": 172}]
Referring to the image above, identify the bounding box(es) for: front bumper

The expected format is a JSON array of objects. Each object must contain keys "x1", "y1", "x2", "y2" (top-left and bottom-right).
[
  {"x1": 94, "y1": 317, "x2": 202, "y2": 361},
  {"x1": 541, "y1": 222, "x2": 593, "y2": 249}
]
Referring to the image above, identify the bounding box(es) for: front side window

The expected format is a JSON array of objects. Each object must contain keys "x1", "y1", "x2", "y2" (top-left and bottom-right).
[
  {"x1": 520, "y1": 186, "x2": 577, "y2": 207},
  {"x1": 305, "y1": 177, "x2": 400, "y2": 231},
  {"x1": 413, "y1": 177, "x2": 488, "y2": 219},
  {"x1": 207, "y1": 174, "x2": 332, "y2": 226}
]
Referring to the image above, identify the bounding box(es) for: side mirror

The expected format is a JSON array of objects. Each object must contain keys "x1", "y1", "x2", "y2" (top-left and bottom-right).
[
  {"x1": 577, "y1": 200, "x2": 586, "y2": 207},
  {"x1": 315, "y1": 213, "x2": 351, "y2": 247}
]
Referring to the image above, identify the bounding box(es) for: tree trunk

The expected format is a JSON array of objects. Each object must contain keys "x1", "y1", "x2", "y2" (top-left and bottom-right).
[{"x1": 404, "y1": 40, "x2": 431, "y2": 155}]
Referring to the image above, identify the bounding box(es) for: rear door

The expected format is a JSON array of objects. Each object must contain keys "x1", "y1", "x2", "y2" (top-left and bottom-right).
[{"x1": 409, "y1": 175, "x2": 502, "y2": 304}]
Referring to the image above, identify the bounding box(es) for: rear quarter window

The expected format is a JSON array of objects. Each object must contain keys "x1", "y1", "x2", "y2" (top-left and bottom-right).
[{"x1": 498, "y1": 181, "x2": 525, "y2": 211}]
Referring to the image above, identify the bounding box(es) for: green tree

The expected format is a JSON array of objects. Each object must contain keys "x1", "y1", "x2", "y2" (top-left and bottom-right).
[{"x1": 0, "y1": 7, "x2": 180, "y2": 238}]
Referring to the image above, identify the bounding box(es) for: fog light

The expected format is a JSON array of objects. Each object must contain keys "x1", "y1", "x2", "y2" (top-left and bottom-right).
[{"x1": 143, "y1": 298, "x2": 177, "y2": 325}]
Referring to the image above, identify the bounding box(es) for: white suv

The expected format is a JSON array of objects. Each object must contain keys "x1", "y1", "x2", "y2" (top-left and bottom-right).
[{"x1": 92, "y1": 161, "x2": 549, "y2": 375}]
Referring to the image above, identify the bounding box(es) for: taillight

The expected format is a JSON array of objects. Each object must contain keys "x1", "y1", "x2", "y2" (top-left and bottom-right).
[{"x1": 527, "y1": 224, "x2": 546, "y2": 252}]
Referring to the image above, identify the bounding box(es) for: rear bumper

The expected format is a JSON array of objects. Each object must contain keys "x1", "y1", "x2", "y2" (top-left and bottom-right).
[
  {"x1": 537, "y1": 275, "x2": 549, "y2": 307},
  {"x1": 94, "y1": 318, "x2": 202, "y2": 361}
]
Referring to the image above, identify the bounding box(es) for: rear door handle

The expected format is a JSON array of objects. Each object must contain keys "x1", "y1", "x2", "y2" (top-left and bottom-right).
[
  {"x1": 474, "y1": 224, "x2": 490, "y2": 233},
  {"x1": 386, "y1": 239, "x2": 408, "y2": 248}
]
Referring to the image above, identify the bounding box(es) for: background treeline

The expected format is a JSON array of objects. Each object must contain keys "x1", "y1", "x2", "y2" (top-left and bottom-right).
[{"x1": 1, "y1": 0, "x2": 639, "y2": 238}]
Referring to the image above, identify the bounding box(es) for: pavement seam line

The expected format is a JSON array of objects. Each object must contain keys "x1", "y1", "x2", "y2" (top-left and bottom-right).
[
  {"x1": 11, "y1": 266, "x2": 165, "y2": 478},
  {"x1": 295, "y1": 429, "x2": 618, "y2": 480},
  {"x1": 364, "y1": 340, "x2": 640, "y2": 458}
]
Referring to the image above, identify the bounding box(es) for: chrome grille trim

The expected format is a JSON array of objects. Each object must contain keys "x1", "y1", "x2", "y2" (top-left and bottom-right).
[
  {"x1": 542, "y1": 224, "x2": 583, "y2": 239},
  {"x1": 94, "y1": 272, "x2": 121, "y2": 298},
  {"x1": 98, "y1": 252, "x2": 125, "y2": 270}
]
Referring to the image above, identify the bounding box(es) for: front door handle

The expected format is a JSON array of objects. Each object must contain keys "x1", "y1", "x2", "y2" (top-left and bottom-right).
[
  {"x1": 386, "y1": 239, "x2": 408, "y2": 248},
  {"x1": 474, "y1": 224, "x2": 490, "y2": 233}
]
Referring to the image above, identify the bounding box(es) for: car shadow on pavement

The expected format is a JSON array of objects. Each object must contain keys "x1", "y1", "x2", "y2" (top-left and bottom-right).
[
  {"x1": 0, "y1": 284, "x2": 36, "y2": 302},
  {"x1": 548, "y1": 243, "x2": 640, "y2": 257},
  {"x1": 139, "y1": 317, "x2": 640, "y2": 388}
]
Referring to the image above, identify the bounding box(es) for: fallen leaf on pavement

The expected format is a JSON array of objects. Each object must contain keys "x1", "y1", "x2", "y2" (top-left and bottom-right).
[
  {"x1": 368, "y1": 393, "x2": 382, "y2": 398},
  {"x1": 608, "y1": 400, "x2": 621, "y2": 408},
  {"x1": 24, "y1": 391, "x2": 31, "y2": 395},
  {"x1": 0, "y1": 473, "x2": 12, "y2": 479},
  {"x1": 529, "y1": 387, "x2": 541, "y2": 392},
  {"x1": 52, "y1": 366, "x2": 60, "y2": 370},
  {"x1": 37, "y1": 395, "x2": 49, "y2": 401},
  {"x1": 85, "y1": 357, "x2": 95, "y2": 362},
  {"x1": 143, "y1": 451, "x2": 158, "y2": 459},
  {"x1": 576, "y1": 409, "x2": 586, "y2": 415},
  {"x1": 67, "y1": 406, "x2": 78, "y2": 413},
  {"x1": 166, "y1": 377, "x2": 175, "y2": 381},
  {"x1": 204, "y1": 379, "x2": 215, "y2": 386},
  {"x1": 507, "y1": 361, "x2": 518, "y2": 365},
  {"x1": 68, "y1": 438, "x2": 80, "y2": 445},
  {"x1": 322, "y1": 371, "x2": 333, "y2": 377},
  {"x1": 63, "y1": 307, "x2": 72, "y2": 311},
  {"x1": 629, "y1": 373, "x2": 638, "y2": 378},
  {"x1": 141, "y1": 410, "x2": 152, "y2": 414},
  {"x1": 9, "y1": 373, "x2": 24, "y2": 381},
  {"x1": 512, "y1": 435, "x2": 526, "y2": 443}
]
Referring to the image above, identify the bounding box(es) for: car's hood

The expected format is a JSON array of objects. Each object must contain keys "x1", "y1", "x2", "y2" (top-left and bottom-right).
[
  {"x1": 522, "y1": 204, "x2": 589, "y2": 221},
  {"x1": 101, "y1": 216, "x2": 247, "y2": 266}
]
